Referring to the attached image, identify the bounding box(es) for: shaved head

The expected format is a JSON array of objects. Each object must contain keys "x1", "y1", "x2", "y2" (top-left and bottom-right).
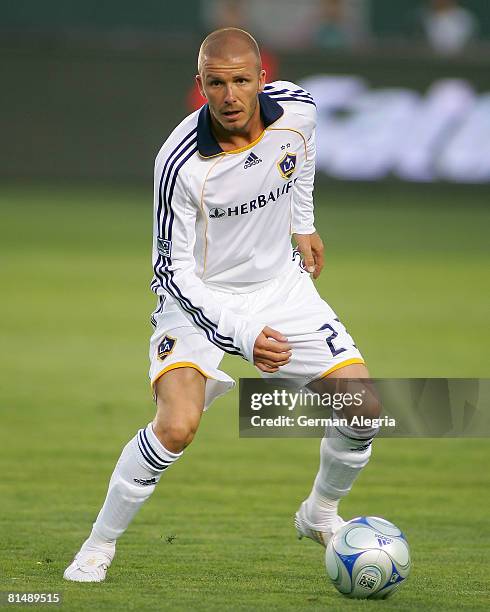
[
  {"x1": 195, "y1": 27, "x2": 266, "y2": 142},
  {"x1": 198, "y1": 28, "x2": 262, "y2": 74}
]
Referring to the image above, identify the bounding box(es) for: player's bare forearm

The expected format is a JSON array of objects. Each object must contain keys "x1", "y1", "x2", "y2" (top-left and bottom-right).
[{"x1": 293, "y1": 231, "x2": 324, "y2": 279}]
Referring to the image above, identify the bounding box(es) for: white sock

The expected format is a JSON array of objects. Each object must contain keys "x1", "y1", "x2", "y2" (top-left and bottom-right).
[
  {"x1": 84, "y1": 423, "x2": 182, "y2": 547},
  {"x1": 304, "y1": 489, "x2": 340, "y2": 526},
  {"x1": 305, "y1": 427, "x2": 373, "y2": 525}
]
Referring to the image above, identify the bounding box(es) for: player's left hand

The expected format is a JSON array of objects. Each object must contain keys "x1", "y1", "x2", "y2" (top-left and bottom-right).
[{"x1": 293, "y1": 232, "x2": 324, "y2": 279}]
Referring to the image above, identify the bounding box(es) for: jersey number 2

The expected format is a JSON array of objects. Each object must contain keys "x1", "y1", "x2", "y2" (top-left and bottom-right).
[{"x1": 323, "y1": 324, "x2": 347, "y2": 357}]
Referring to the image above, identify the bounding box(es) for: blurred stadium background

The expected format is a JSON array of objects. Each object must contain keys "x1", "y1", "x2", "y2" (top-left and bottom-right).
[
  {"x1": 1, "y1": 1, "x2": 489, "y2": 609},
  {"x1": 2, "y1": 0, "x2": 490, "y2": 181}
]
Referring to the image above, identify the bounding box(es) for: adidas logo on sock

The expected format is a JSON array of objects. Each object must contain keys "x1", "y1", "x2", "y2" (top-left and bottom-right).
[
  {"x1": 244, "y1": 151, "x2": 262, "y2": 169},
  {"x1": 134, "y1": 477, "x2": 157, "y2": 486}
]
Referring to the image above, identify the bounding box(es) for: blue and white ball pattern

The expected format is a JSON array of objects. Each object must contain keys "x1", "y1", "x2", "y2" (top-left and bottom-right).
[{"x1": 325, "y1": 516, "x2": 411, "y2": 599}]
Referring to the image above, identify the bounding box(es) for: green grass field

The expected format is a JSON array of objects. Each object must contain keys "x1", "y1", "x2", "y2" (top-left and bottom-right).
[{"x1": 1, "y1": 182, "x2": 489, "y2": 611}]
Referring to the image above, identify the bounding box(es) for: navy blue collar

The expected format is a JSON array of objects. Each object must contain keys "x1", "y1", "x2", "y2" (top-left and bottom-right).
[{"x1": 197, "y1": 92, "x2": 284, "y2": 157}]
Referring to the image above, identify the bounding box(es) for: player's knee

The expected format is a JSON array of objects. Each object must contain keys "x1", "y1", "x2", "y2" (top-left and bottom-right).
[
  {"x1": 357, "y1": 387, "x2": 382, "y2": 420},
  {"x1": 153, "y1": 418, "x2": 198, "y2": 453},
  {"x1": 312, "y1": 376, "x2": 382, "y2": 421},
  {"x1": 153, "y1": 367, "x2": 205, "y2": 452},
  {"x1": 339, "y1": 390, "x2": 381, "y2": 432}
]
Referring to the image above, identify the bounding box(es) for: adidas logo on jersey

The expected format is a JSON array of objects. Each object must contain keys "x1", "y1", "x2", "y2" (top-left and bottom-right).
[
  {"x1": 244, "y1": 151, "x2": 262, "y2": 169},
  {"x1": 209, "y1": 207, "x2": 226, "y2": 219}
]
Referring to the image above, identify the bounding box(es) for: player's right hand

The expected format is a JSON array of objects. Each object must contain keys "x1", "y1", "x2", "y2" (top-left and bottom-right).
[{"x1": 253, "y1": 326, "x2": 292, "y2": 373}]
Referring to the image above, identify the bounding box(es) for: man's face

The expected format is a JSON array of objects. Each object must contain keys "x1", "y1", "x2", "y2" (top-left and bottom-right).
[{"x1": 196, "y1": 51, "x2": 266, "y2": 134}]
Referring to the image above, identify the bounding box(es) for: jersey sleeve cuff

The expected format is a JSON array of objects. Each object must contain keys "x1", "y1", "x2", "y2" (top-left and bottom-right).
[{"x1": 241, "y1": 320, "x2": 267, "y2": 364}]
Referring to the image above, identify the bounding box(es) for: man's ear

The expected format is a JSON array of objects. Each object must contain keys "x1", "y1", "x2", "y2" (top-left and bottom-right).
[
  {"x1": 258, "y1": 69, "x2": 266, "y2": 93},
  {"x1": 195, "y1": 74, "x2": 207, "y2": 99}
]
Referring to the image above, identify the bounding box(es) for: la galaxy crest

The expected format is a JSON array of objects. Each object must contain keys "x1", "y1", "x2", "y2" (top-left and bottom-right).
[
  {"x1": 277, "y1": 152, "x2": 297, "y2": 179},
  {"x1": 157, "y1": 334, "x2": 176, "y2": 361}
]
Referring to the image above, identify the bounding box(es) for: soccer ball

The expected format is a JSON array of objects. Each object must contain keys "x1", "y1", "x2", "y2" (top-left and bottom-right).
[{"x1": 325, "y1": 516, "x2": 411, "y2": 599}]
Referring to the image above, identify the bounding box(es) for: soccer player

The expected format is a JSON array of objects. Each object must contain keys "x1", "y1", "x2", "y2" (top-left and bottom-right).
[{"x1": 64, "y1": 27, "x2": 380, "y2": 582}]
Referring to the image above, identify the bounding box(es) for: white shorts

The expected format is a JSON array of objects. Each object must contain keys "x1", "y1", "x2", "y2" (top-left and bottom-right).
[{"x1": 149, "y1": 262, "x2": 364, "y2": 409}]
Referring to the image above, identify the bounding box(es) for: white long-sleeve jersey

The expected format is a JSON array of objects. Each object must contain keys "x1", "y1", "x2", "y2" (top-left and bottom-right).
[{"x1": 150, "y1": 81, "x2": 317, "y2": 362}]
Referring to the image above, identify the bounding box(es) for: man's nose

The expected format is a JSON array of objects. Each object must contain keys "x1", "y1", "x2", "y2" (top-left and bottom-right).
[{"x1": 224, "y1": 84, "x2": 236, "y2": 104}]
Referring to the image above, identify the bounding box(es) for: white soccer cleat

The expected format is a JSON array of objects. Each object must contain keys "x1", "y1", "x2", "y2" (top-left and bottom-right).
[
  {"x1": 294, "y1": 500, "x2": 346, "y2": 547},
  {"x1": 63, "y1": 542, "x2": 115, "y2": 583}
]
